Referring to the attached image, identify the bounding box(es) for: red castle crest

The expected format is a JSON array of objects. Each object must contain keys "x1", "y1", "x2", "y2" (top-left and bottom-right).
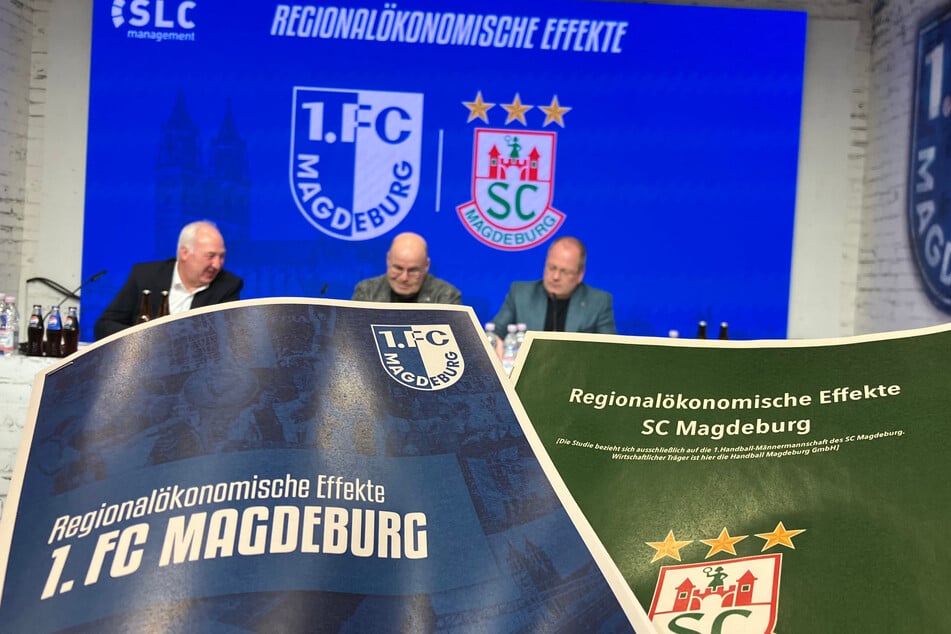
[
  {"x1": 649, "y1": 554, "x2": 782, "y2": 634},
  {"x1": 456, "y1": 128, "x2": 564, "y2": 251}
]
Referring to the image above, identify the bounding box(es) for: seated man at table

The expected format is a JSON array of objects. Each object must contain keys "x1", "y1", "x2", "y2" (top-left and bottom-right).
[
  {"x1": 94, "y1": 220, "x2": 243, "y2": 340},
  {"x1": 492, "y1": 236, "x2": 616, "y2": 334},
  {"x1": 351, "y1": 232, "x2": 461, "y2": 304}
]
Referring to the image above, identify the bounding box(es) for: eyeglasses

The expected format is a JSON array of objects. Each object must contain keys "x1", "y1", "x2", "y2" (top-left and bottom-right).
[
  {"x1": 546, "y1": 264, "x2": 579, "y2": 277},
  {"x1": 389, "y1": 263, "x2": 425, "y2": 278}
]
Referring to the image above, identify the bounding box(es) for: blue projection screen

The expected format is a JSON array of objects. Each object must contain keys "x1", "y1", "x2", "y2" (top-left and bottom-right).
[{"x1": 81, "y1": 1, "x2": 807, "y2": 341}]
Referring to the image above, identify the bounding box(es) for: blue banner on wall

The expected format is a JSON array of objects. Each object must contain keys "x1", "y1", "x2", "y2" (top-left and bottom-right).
[{"x1": 81, "y1": 0, "x2": 806, "y2": 341}]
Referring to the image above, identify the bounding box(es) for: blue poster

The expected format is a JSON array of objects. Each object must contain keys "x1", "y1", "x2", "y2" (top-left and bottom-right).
[
  {"x1": 81, "y1": 1, "x2": 806, "y2": 341},
  {"x1": 0, "y1": 300, "x2": 651, "y2": 631}
]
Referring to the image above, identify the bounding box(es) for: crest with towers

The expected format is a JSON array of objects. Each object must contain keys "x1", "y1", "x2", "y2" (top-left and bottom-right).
[
  {"x1": 456, "y1": 128, "x2": 564, "y2": 251},
  {"x1": 648, "y1": 553, "x2": 782, "y2": 633}
]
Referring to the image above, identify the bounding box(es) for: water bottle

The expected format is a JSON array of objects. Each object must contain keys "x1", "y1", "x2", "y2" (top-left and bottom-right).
[
  {"x1": 0, "y1": 295, "x2": 18, "y2": 356},
  {"x1": 501, "y1": 324, "x2": 519, "y2": 376},
  {"x1": 484, "y1": 322, "x2": 500, "y2": 353},
  {"x1": 515, "y1": 322, "x2": 527, "y2": 346},
  {"x1": 47, "y1": 306, "x2": 63, "y2": 357}
]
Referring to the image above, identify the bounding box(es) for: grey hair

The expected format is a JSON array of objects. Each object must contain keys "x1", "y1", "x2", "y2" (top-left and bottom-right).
[{"x1": 178, "y1": 220, "x2": 219, "y2": 253}]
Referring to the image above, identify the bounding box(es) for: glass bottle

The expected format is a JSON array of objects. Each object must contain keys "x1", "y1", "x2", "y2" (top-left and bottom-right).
[
  {"x1": 27, "y1": 304, "x2": 44, "y2": 356},
  {"x1": 718, "y1": 321, "x2": 729, "y2": 340},
  {"x1": 46, "y1": 306, "x2": 63, "y2": 357},
  {"x1": 138, "y1": 290, "x2": 152, "y2": 323},
  {"x1": 158, "y1": 290, "x2": 170, "y2": 317},
  {"x1": 696, "y1": 320, "x2": 707, "y2": 339},
  {"x1": 62, "y1": 306, "x2": 80, "y2": 356}
]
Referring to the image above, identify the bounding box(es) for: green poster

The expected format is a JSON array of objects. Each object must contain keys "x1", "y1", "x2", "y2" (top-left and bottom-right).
[{"x1": 512, "y1": 327, "x2": 951, "y2": 633}]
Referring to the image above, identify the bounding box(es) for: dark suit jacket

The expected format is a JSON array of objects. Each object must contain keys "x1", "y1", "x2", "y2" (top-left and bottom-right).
[
  {"x1": 94, "y1": 258, "x2": 243, "y2": 340},
  {"x1": 491, "y1": 280, "x2": 616, "y2": 334}
]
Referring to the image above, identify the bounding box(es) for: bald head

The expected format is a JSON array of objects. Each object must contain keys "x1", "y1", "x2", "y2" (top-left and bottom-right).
[{"x1": 386, "y1": 232, "x2": 430, "y2": 296}]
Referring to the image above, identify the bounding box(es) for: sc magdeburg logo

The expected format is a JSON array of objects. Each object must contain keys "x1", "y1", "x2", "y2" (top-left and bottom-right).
[
  {"x1": 291, "y1": 87, "x2": 423, "y2": 241},
  {"x1": 372, "y1": 325, "x2": 463, "y2": 391}
]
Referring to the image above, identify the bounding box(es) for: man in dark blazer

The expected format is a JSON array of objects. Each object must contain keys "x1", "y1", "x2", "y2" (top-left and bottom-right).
[
  {"x1": 351, "y1": 232, "x2": 461, "y2": 304},
  {"x1": 492, "y1": 236, "x2": 616, "y2": 334},
  {"x1": 94, "y1": 221, "x2": 243, "y2": 340}
]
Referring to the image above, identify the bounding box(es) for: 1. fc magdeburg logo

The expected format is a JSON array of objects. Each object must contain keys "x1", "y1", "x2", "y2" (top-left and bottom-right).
[
  {"x1": 457, "y1": 128, "x2": 565, "y2": 251},
  {"x1": 290, "y1": 87, "x2": 423, "y2": 241},
  {"x1": 372, "y1": 325, "x2": 464, "y2": 391},
  {"x1": 909, "y1": 12, "x2": 951, "y2": 311}
]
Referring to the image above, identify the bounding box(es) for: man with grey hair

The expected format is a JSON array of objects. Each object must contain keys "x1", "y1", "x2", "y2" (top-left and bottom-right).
[{"x1": 94, "y1": 220, "x2": 243, "y2": 339}]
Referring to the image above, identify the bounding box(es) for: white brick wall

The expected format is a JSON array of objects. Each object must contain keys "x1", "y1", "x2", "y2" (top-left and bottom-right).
[
  {"x1": 857, "y1": 0, "x2": 951, "y2": 331},
  {"x1": 0, "y1": 0, "x2": 33, "y2": 299},
  {"x1": 0, "y1": 355, "x2": 55, "y2": 520}
]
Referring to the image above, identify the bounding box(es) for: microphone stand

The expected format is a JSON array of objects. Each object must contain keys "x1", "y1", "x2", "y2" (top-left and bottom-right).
[{"x1": 42, "y1": 270, "x2": 108, "y2": 325}]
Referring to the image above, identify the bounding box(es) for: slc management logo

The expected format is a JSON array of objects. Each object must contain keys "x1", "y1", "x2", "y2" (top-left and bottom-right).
[
  {"x1": 372, "y1": 325, "x2": 463, "y2": 391},
  {"x1": 909, "y1": 11, "x2": 951, "y2": 311},
  {"x1": 456, "y1": 92, "x2": 568, "y2": 251},
  {"x1": 111, "y1": 0, "x2": 197, "y2": 34},
  {"x1": 290, "y1": 87, "x2": 423, "y2": 241}
]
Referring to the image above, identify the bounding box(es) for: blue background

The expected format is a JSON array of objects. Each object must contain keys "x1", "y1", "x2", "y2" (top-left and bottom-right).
[{"x1": 81, "y1": 0, "x2": 807, "y2": 341}]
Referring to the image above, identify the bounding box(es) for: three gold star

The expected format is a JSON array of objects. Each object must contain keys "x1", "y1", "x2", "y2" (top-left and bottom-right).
[
  {"x1": 462, "y1": 93, "x2": 571, "y2": 127},
  {"x1": 647, "y1": 522, "x2": 806, "y2": 562}
]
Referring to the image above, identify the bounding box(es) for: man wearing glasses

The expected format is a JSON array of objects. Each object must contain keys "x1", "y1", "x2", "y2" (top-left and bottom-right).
[
  {"x1": 492, "y1": 236, "x2": 616, "y2": 334},
  {"x1": 351, "y1": 232, "x2": 462, "y2": 304}
]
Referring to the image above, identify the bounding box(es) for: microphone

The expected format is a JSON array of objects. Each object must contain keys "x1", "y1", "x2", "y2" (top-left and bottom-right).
[{"x1": 49, "y1": 270, "x2": 107, "y2": 315}]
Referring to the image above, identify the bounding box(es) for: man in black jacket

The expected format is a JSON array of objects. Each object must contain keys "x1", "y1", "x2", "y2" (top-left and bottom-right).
[{"x1": 94, "y1": 220, "x2": 243, "y2": 340}]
